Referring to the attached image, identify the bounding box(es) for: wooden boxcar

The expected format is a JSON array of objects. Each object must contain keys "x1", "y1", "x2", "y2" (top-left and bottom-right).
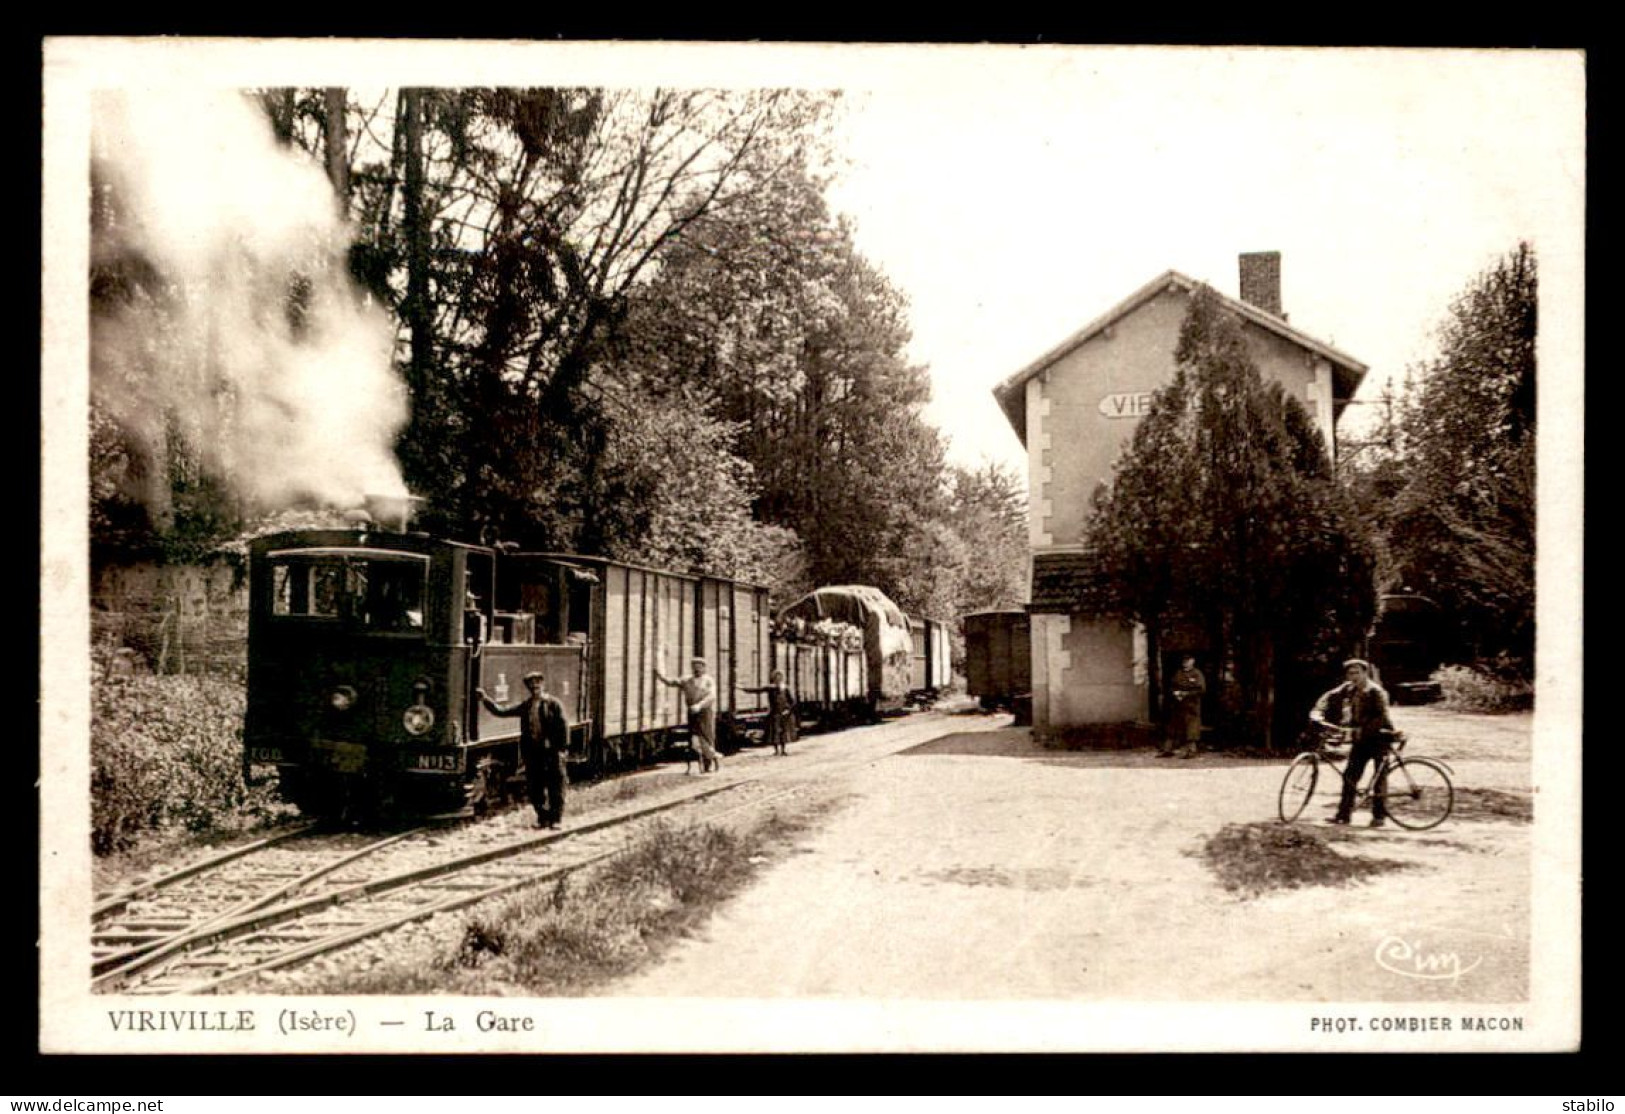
[
  {"x1": 963, "y1": 609, "x2": 1031, "y2": 711},
  {"x1": 244, "y1": 529, "x2": 771, "y2": 816},
  {"x1": 698, "y1": 573, "x2": 774, "y2": 734},
  {"x1": 907, "y1": 616, "x2": 954, "y2": 699},
  {"x1": 479, "y1": 554, "x2": 773, "y2": 767}
]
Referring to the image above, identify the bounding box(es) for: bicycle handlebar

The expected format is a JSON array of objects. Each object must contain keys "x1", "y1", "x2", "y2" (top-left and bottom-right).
[{"x1": 1307, "y1": 723, "x2": 1407, "y2": 750}]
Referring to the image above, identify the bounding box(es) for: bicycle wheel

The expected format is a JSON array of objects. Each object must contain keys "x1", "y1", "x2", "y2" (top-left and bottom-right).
[
  {"x1": 1278, "y1": 753, "x2": 1319, "y2": 823},
  {"x1": 1378, "y1": 757, "x2": 1454, "y2": 830}
]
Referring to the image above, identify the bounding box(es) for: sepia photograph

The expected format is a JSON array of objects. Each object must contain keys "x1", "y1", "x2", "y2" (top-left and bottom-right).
[{"x1": 39, "y1": 38, "x2": 1583, "y2": 1055}]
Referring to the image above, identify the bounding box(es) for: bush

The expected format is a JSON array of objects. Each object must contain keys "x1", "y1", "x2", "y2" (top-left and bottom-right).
[
  {"x1": 90, "y1": 669, "x2": 284, "y2": 854},
  {"x1": 1433, "y1": 662, "x2": 1534, "y2": 714}
]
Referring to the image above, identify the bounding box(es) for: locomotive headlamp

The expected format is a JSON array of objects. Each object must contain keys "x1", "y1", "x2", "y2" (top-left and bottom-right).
[
  {"x1": 403, "y1": 679, "x2": 434, "y2": 735},
  {"x1": 403, "y1": 703, "x2": 435, "y2": 736},
  {"x1": 329, "y1": 685, "x2": 358, "y2": 712}
]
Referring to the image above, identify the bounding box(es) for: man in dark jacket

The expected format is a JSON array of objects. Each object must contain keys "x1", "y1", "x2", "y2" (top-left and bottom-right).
[
  {"x1": 1310, "y1": 658, "x2": 1398, "y2": 827},
  {"x1": 1160, "y1": 656, "x2": 1207, "y2": 759},
  {"x1": 477, "y1": 670, "x2": 569, "y2": 828}
]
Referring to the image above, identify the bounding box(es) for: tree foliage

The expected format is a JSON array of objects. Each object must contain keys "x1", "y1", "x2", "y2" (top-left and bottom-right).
[
  {"x1": 1386, "y1": 243, "x2": 1536, "y2": 673},
  {"x1": 938, "y1": 462, "x2": 1030, "y2": 615},
  {"x1": 1084, "y1": 286, "x2": 1377, "y2": 747},
  {"x1": 588, "y1": 375, "x2": 809, "y2": 598},
  {"x1": 598, "y1": 159, "x2": 969, "y2": 610},
  {"x1": 90, "y1": 85, "x2": 1031, "y2": 640}
]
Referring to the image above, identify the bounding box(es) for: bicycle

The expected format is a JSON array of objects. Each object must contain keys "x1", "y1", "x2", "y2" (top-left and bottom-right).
[{"x1": 1277, "y1": 723, "x2": 1455, "y2": 830}]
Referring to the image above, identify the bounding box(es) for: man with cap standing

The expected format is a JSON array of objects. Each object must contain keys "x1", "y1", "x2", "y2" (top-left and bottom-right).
[
  {"x1": 1159, "y1": 655, "x2": 1207, "y2": 759},
  {"x1": 1310, "y1": 659, "x2": 1398, "y2": 827},
  {"x1": 656, "y1": 658, "x2": 721, "y2": 773},
  {"x1": 477, "y1": 671, "x2": 569, "y2": 828}
]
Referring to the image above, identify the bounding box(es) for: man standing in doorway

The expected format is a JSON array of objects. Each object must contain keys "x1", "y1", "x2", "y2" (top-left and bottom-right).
[
  {"x1": 477, "y1": 671, "x2": 569, "y2": 828},
  {"x1": 1160, "y1": 655, "x2": 1207, "y2": 759},
  {"x1": 657, "y1": 658, "x2": 721, "y2": 773}
]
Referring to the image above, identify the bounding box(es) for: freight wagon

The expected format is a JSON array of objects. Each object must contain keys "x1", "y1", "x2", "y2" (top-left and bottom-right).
[
  {"x1": 963, "y1": 609, "x2": 1031, "y2": 711},
  {"x1": 907, "y1": 616, "x2": 954, "y2": 701}
]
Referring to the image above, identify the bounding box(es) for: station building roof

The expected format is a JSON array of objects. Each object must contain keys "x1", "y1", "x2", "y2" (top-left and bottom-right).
[
  {"x1": 1027, "y1": 550, "x2": 1106, "y2": 615},
  {"x1": 992, "y1": 270, "x2": 1369, "y2": 447}
]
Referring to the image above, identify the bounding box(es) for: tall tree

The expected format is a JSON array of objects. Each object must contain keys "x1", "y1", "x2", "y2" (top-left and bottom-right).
[
  {"x1": 943, "y1": 461, "x2": 1030, "y2": 615},
  {"x1": 601, "y1": 160, "x2": 951, "y2": 606},
  {"x1": 1084, "y1": 286, "x2": 1377, "y2": 748},
  {"x1": 1387, "y1": 243, "x2": 1537, "y2": 673},
  {"x1": 589, "y1": 374, "x2": 808, "y2": 597}
]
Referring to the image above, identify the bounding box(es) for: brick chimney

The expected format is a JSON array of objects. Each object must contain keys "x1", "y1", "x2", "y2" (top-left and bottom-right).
[{"x1": 1238, "y1": 251, "x2": 1283, "y2": 317}]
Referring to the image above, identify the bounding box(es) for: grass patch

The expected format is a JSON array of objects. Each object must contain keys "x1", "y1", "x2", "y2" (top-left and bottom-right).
[
  {"x1": 282, "y1": 794, "x2": 838, "y2": 996},
  {"x1": 1199, "y1": 821, "x2": 1415, "y2": 898},
  {"x1": 1450, "y1": 787, "x2": 1534, "y2": 823}
]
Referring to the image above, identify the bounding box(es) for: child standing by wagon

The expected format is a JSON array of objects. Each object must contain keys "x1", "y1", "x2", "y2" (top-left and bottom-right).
[{"x1": 743, "y1": 670, "x2": 798, "y2": 756}]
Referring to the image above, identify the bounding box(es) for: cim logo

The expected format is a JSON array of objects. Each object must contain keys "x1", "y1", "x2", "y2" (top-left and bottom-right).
[
  {"x1": 1098, "y1": 391, "x2": 1155, "y2": 419},
  {"x1": 1374, "y1": 935, "x2": 1483, "y2": 981}
]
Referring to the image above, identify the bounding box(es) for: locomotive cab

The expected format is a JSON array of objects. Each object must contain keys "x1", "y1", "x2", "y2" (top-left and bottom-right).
[{"x1": 245, "y1": 531, "x2": 470, "y2": 814}]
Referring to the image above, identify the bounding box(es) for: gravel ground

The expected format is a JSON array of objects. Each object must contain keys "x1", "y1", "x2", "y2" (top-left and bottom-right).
[
  {"x1": 230, "y1": 712, "x2": 991, "y2": 994},
  {"x1": 610, "y1": 708, "x2": 1534, "y2": 1002}
]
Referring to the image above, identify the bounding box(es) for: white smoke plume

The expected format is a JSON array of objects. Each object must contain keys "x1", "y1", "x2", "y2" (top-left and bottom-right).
[{"x1": 91, "y1": 88, "x2": 408, "y2": 516}]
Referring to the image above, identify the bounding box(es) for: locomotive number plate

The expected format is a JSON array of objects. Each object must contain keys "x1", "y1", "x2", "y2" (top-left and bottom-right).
[
  {"x1": 405, "y1": 752, "x2": 460, "y2": 773},
  {"x1": 248, "y1": 746, "x2": 284, "y2": 764}
]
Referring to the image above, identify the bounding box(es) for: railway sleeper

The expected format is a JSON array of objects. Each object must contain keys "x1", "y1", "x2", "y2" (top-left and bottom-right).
[
  {"x1": 96, "y1": 920, "x2": 192, "y2": 932},
  {"x1": 93, "y1": 932, "x2": 178, "y2": 947},
  {"x1": 417, "y1": 880, "x2": 495, "y2": 892}
]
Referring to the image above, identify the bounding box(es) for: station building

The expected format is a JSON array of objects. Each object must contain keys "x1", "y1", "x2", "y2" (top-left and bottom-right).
[{"x1": 992, "y1": 253, "x2": 1368, "y2": 733}]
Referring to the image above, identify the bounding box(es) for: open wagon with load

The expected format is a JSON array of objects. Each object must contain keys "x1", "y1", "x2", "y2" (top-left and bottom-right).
[
  {"x1": 771, "y1": 614, "x2": 870, "y2": 731},
  {"x1": 777, "y1": 585, "x2": 915, "y2": 717}
]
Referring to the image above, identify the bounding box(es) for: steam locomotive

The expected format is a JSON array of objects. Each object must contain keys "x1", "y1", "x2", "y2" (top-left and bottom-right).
[{"x1": 242, "y1": 503, "x2": 951, "y2": 817}]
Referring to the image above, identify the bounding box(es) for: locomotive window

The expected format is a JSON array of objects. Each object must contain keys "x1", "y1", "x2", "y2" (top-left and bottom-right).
[
  {"x1": 270, "y1": 564, "x2": 307, "y2": 616},
  {"x1": 270, "y1": 561, "x2": 350, "y2": 617},
  {"x1": 567, "y1": 575, "x2": 592, "y2": 638},
  {"x1": 269, "y1": 556, "x2": 425, "y2": 630},
  {"x1": 312, "y1": 564, "x2": 348, "y2": 617},
  {"x1": 362, "y1": 561, "x2": 426, "y2": 631}
]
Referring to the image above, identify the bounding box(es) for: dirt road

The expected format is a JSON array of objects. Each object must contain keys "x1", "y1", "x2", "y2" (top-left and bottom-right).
[{"x1": 612, "y1": 707, "x2": 1533, "y2": 1002}]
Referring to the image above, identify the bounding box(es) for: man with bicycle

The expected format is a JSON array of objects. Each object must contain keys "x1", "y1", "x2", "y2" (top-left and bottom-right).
[{"x1": 1309, "y1": 658, "x2": 1398, "y2": 827}]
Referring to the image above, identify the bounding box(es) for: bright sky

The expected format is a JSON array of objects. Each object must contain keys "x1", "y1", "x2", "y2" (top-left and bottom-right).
[
  {"x1": 817, "y1": 48, "x2": 1586, "y2": 476},
  {"x1": 48, "y1": 41, "x2": 1585, "y2": 482}
]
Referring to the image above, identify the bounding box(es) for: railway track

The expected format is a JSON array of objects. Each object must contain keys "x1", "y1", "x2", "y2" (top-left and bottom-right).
[
  {"x1": 93, "y1": 707, "x2": 1007, "y2": 995},
  {"x1": 92, "y1": 822, "x2": 439, "y2": 986}
]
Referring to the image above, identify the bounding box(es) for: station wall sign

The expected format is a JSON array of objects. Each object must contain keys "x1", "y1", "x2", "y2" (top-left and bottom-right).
[{"x1": 1098, "y1": 391, "x2": 1155, "y2": 419}]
